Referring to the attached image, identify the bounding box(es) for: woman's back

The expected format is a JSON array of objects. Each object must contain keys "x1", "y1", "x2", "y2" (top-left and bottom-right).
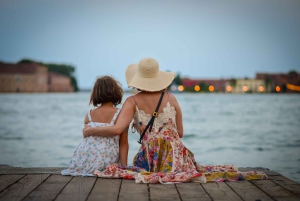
[
  {"x1": 132, "y1": 91, "x2": 175, "y2": 115},
  {"x1": 131, "y1": 91, "x2": 183, "y2": 138}
]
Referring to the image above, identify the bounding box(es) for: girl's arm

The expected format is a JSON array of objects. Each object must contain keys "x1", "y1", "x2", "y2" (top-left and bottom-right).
[
  {"x1": 83, "y1": 97, "x2": 135, "y2": 137},
  {"x1": 84, "y1": 113, "x2": 89, "y2": 124},
  {"x1": 119, "y1": 126, "x2": 129, "y2": 166}
]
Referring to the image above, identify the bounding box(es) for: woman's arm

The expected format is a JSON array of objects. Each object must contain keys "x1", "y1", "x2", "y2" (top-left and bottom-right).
[
  {"x1": 119, "y1": 126, "x2": 129, "y2": 166},
  {"x1": 170, "y1": 94, "x2": 184, "y2": 138},
  {"x1": 83, "y1": 97, "x2": 135, "y2": 137},
  {"x1": 175, "y1": 104, "x2": 184, "y2": 138}
]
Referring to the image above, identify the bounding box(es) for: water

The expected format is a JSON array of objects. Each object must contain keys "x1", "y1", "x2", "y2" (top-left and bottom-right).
[{"x1": 0, "y1": 92, "x2": 299, "y2": 182}]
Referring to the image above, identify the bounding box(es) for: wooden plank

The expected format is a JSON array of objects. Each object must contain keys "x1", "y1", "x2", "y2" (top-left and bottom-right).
[
  {"x1": 0, "y1": 166, "x2": 66, "y2": 174},
  {"x1": 0, "y1": 174, "x2": 50, "y2": 201},
  {"x1": 238, "y1": 167, "x2": 279, "y2": 176},
  {"x1": 149, "y1": 183, "x2": 181, "y2": 201},
  {"x1": 226, "y1": 180, "x2": 274, "y2": 201},
  {"x1": 87, "y1": 178, "x2": 121, "y2": 201},
  {"x1": 176, "y1": 182, "x2": 211, "y2": 201},
  {"x1": 118, "y1": 179, "x2": 149, "y2": 201},
  {"x1": 201, "y1": 182, "x2": 243, "y2": 201},
  {"x1": 22, "y1": 174, "x2": 72, "y2": 201},
  {"x1": 55, "y1": 176, "x2": 96, "y2": 201},
  {"x1": 269, "y1": 175, "x2": 300, "y2": 197},
  {"x1": 251, "y1": 179, "x2": 300, "y2": 201},
  {"x1": 0, "y1": 175, "x2": 25, "y2": 192}
]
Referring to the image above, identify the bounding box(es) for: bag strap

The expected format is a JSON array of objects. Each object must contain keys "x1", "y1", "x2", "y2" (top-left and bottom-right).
[{"x1": 137, "y1": 91, "x2": 165, "y2": 144}]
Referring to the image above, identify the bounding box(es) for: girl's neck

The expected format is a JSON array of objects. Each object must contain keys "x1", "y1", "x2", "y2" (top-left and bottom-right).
[{"x1": 99, "y1": 102, "x2": 114, "y2": 107}]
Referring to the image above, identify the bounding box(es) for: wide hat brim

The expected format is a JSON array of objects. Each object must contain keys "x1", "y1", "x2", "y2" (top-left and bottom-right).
[{"x1": 126, "y1": 64, "x2": 175, "y2": 92}]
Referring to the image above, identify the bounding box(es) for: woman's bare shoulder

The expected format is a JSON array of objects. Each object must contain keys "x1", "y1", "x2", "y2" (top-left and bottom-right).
[
  {"x1": 123, "y1": 95, "x2": 137, "y2": 108},
  {"x1": 167, "y1": 92, "x2": 178, "y2": 102},
  {"x1": 125, "y1": 95, "x2": 136, "y2": 102}
]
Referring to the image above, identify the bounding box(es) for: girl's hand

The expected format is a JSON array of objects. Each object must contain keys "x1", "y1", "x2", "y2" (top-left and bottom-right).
[{"x1": 83, "y1": 124, "x2": 92, "y2": 138}]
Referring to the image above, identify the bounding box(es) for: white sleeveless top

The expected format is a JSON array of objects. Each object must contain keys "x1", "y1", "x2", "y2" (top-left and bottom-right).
[
  {"x1": 61, "y1": 108, "x2": 121, "y2": 176},
  {"x1": 87, "y1": 108, "x2": 120, "y2": 127}
]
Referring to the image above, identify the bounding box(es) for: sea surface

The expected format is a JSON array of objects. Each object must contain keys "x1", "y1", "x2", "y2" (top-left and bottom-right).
[{"x1": 0, "y1": 92, "x2": 299, "y2": 182}]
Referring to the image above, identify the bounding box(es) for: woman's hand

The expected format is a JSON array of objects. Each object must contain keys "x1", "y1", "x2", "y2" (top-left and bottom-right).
[{"x1": 83, "y1": 124, "x2": 93, "y2": 138}]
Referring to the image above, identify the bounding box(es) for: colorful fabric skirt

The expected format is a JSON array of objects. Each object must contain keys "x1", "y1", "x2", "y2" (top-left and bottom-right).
[{"x1": 93, "y1": 163, "x2": 268, "y2": 184}]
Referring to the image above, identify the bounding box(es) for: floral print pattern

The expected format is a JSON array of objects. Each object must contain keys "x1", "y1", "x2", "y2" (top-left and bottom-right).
[
  {"x1": 61, "y1": 109, "x2": 121, "y2": 176},
  {"x1": 94, "y1": 101, "x2": 268, "y2": 183}
]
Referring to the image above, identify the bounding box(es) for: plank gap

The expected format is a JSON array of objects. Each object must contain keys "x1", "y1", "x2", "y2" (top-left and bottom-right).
[
  {"x1": 0, "y1": 174, "x2": 27, "y2": 193},
  {"x1": 22, "y1": 174, "x2": 73, "y2": 201},
  {"x1": 224, "y1": 181, "x2": 245, "y2": 201},
  {"x1": 269, "y1": 177, "x2": 300, "y2": 198},
  {"x1": 249, "y1": 180, "x2": 283, "y2": 201},
  {"x1": 54, "y1": 176, "x2": 96, "y2": 201},
  {"x1": 21, "y1": 174, "x2": 52, "y2": 200},
  {"x1": 200, "y1": 183, "x2": 213, "y2": 201},
  {"x1": 86, "y1": 178, "x2": 122, "y2": 201},
  {"x1": 84, "y1": 177, "x2": 97, "y2": 201},
  {"x1": 24, "y1": 174, "x2": 51, "y2": 199},
  {"x1": 147, "y1": 184, "x2": 150, "y2": 201},
  {"x1": 149, "y1": 183, "x2": 181, "y2": 201},
  {"x1": 201, "y1": 182, "x2": 243, "y2": 201},
  {"x1": 174, "y1": 184, "x2": 183, "y2": 201},
  {"x1": 117, "y1": 179, "x2": 123, "y2": 201},
  {"x1": 0, "y1": 174, "x2": 50, "y2": 201},
  {"x1": 52, "y1": 176, "x2": 74, "y2": 201}
]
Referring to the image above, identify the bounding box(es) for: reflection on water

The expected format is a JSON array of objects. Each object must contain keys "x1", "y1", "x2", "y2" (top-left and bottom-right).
[{"x1": 0, "y1": 92, "x2": 299, "y2": 182}]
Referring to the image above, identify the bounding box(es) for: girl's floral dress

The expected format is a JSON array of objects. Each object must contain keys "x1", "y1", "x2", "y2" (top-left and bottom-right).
[
  {"x1": 94, "y1": 101, "x2": 268, "y2": 183},
  {"x1": 61, "y1": 109, "x2": 120, "y2": 176}
]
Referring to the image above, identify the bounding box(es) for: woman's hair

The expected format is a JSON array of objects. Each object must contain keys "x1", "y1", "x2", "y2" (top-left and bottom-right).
[{"x1": 89, "y1": 76, "x2": 123, "y2": 107}]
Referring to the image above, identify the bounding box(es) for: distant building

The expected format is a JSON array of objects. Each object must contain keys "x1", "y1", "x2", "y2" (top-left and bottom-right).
[
  {"x1": 226, "y1": 79, "x2": 269, "y2": 93},
  {"x1": 0, "y1": 62, "x2": 48, "y2": 93},
  {"x1": 182, "y1": 78, "x2": 230, "y2": 92},
  {"x1": 0, "y1": 61, "x2": 74, "y2": 93},
  {"x1": 256, "y1": 72, "x2": 300, "y2": 93},
  {"x1": 48, "y1": 73, "x2": 73, "y2": 92}
]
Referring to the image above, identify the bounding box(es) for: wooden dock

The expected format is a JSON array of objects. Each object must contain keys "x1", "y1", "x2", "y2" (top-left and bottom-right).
[{"x1": 0, "y1": 165, "x2": 299, "y2": 201}]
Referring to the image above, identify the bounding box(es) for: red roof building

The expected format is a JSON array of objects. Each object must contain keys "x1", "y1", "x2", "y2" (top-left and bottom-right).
[{"x1": 182, "y1": 78, "x2": 230, "y2": 92}]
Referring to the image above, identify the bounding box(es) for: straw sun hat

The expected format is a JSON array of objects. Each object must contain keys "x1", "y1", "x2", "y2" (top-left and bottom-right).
[{"x1": 125, "y1": 58, "x2": 175, "y2": 92}]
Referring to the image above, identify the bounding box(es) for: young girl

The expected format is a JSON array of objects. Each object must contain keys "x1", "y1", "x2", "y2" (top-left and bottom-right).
[{"x1": 61, "y1": 76, "x2": 128, "y2": 176}]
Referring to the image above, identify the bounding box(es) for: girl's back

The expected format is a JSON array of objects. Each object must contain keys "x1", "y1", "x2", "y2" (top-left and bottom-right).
[
  {"x1": 62, "y1": 75, "x2": 127, "y2": 176},
  {"x1": 61, "y1": 106, "x2": 121, "y2": 176},
  {"x1": 88, "y1": 106, "x2": 119, "y2": 124}
]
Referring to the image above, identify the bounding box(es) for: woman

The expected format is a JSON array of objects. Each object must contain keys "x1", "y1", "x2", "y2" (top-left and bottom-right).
[{"x1": 83, "y1": 58, "x2": 267, "y2": 183}]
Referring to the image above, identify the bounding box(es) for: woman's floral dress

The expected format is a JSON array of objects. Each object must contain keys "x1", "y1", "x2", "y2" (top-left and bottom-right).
[
  {"x1": 61, "y1": 109, "x2": 120, "y2": 176},
  {"x1": 94, "y1": 102, "x2": 268, "y2": 183}
]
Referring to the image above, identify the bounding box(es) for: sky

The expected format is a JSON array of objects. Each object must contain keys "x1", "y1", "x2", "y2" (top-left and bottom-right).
[{"x1": 0, "y1": 0, "x2": 300, "y2": 89}]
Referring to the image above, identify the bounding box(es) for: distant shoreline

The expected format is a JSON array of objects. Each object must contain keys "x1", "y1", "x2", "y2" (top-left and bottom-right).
[{"x1": 79, "y1": 89, "x2": 133, "y2": 93}]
